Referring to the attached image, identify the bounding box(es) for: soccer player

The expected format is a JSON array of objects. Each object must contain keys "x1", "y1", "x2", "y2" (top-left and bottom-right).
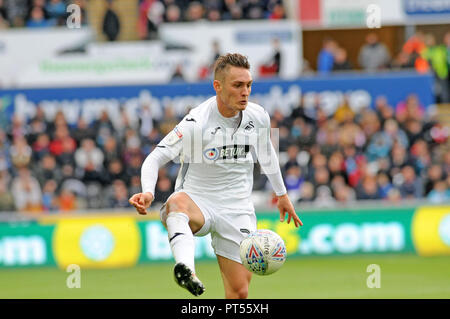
[{"x1": 129, "y1": 53, "x2": 302, "y2": 299}]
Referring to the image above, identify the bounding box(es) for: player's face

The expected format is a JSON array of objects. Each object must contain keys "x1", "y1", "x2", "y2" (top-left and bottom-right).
[{"x1": 215, "y1": 66, "x2": 252, "y2": 115}]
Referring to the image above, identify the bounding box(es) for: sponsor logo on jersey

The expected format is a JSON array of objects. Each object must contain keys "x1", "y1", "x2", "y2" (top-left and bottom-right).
[{"x1": 217, "y1": 145, "x2": 250, "y2": 159}]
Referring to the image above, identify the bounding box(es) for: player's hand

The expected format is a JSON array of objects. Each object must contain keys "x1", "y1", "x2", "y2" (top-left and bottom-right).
[
  {"x1": 276, "y1": 193, "x2": 303, "y2": 228},
  {"x1": 129, "y1": 192, "x2": 154, "y2": 215}
]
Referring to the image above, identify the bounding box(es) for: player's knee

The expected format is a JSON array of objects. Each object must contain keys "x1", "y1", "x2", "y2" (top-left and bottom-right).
[
  {"x1": 166, "y1": 193, "x2": 190, "y2": 214},
  {"x1": 227, "y1": 287, "x2": 248, "y2": 299}
]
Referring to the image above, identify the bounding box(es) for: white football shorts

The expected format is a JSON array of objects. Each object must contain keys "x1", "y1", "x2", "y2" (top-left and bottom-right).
[{"x1": 160, "y1": 191, "x2": 257, "y2": 264}]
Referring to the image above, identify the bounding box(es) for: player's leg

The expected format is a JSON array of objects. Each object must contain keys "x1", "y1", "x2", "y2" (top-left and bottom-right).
[
  {"x1": 217, "y1": 255, "x2": 252, "y2": 299},
  {"x1": 162, "y1": 192, "x2": 207, "y2": 296}
]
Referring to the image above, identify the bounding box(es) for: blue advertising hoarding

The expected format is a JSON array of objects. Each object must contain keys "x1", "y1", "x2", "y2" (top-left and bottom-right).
[
  {"x1": 0, "y1": 71, "x2": 434, "y2": 128},
  {"x1": 404, "y1": 0, "x2": 450, "y2": 15}
]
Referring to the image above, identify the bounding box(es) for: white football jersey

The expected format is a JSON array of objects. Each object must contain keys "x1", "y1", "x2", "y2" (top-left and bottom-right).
[{"x1": 142, "y1": 96, "x2": 286, "y2": 211}]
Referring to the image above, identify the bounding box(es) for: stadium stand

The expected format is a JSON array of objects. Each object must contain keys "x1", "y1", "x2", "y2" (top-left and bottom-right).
[{"x1": 0, "y1": 0, "x2": 448, "y2": 213}]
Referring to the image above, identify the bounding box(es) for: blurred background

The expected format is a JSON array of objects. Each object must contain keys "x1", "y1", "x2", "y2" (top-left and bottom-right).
[{"x1": 0, "y1": 0, "x2": 449, "y2": 299}]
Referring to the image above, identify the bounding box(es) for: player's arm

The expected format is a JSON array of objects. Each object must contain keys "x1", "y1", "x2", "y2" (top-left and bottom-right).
[
  {"x1": 256, "y1": 112, "x2": 303, "y2": 227},
  {"x1": 129, "y1": 121, "x2": 187, "y2": 215}
]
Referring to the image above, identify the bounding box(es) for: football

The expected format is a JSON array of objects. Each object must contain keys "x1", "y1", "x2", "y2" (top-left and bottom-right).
[{"x1": 240, "y1": 229, "x2": 287, "y2": 276}]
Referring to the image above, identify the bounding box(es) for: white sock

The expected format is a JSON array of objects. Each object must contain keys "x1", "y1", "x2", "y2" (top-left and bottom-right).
[{"x1": 166, "y1": 212, "x2": 196, "y2": 273}]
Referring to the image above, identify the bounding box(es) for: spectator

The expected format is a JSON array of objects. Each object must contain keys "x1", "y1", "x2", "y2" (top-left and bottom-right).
[
  {"x1": 390, "y1": 51, "x2": 415, "y2": 70},
  {"x1": 356, "y1": 175, "x2": 381, "y2": 200},
  {"x1": 427, "y1": 180, "x2": 450, "y2": 204},
  {"x1": 72, "y1": 118, "x2": 97, "y2": 146},
  {"x1": 0, "y1": 13, "x2": 7, "y2": 29},
  {"x1": 374, "y1": 96, "x2": 395, "y2": 125},
  {"x1": 297, "y1": 181, "x2": 314, "y2": 202},
  {"x1": 11, "y1": 167, "x2": 42, "y2": 212},
  {"x1": 424, "y1": 164, "x2": 445, "y2": 195},
  {"x1": 41, "y1": 179, "x2": 59, "y2": 212},
  {"x1": 154, "y1": 175, "x2": 173, "y2": 204},
  {"x1": 138, "y1": 0, "x2": 164, "y2": 40},
  {"x1": 313, "y1": 166, "x2": 330, "y2": 190},
  {"x1": 0, "y1": 0, "x2": 9, "y2": 25},
  {"x1": 10, "y1": 136, "x2": 32, "y2": 169},
  {"x1": 158, "y1": 106, "x2": 179, "y2": 135},
  {"x1": 58, "y1": 135, "x2": 77, "y2": 167},
  {"x1": 358, "y1": 33, "x2": 391, "y2": 71},
  {"x1": 25, "y1": 0, "x2": 49, "y2": 22},
  {"x1": 243, "y1": 0, "x2": 264, "y2": 19},
  {"x1": 124, "y1": 154, "x2": 142, "y2": 184},
  {"x1": 206, "y1": 7, "x2": 221, "y2": 21},
  {"x1": 49, "y1": 125, "x2": 77, "y2": 159},
  {"x1": 26, "y1": 5, "x2": 55, "y2": 28},
  {"x1": 404, "y1": 120, "x2": 424, "y2": 146},
  {"x1": 284, "y1": 166, "x2": 304, "y2": 194},
  {"x1": 402, "y1": 31, "x2": 429, "y2": 73},
  {"x1": 334, "y1": 185, "x2": 356, "y2": 203},
  {"x1": 422, "y1": 33, "x2": 449, "y2": 103},
  {"x1": 283, "y1": 144, "x2": 300, "y2": 172},
  {"x1": 317, "y1": 38, "x2": 337, "y2": 74},
  {"x1": 376, "y1": 172, "x2": 393, "y2": 199},
  {"x1": 259, "y1": 38, "x2": 282, "y2": 77},
  {"x1": 222, "y1": 0, "x2": 242, "y2": 20},
  {"x1": 102, "y1": 136, "x2": 121, "y2": 168},
  {"x1": 0, "y1": 131, "x2": 11, "y2": 174},
  {"x1": 398, "y1": 165, "x2": 423, "y2": 199},
  {"x1": 46, "y1": 110, "x2": 68, "y2": 138},
  {"x1": 102, "y1": 0, "x2": 121, "y2": 41},
  {"x1": 327, "y1": 151, "x2": 345, "y2": 180},
  {"x1": 268, "y1": 3, "x2": 285, "y2": 20},
  {"x1": 26, "y1": 117, "x2": 47, "y2": 146},
  {"x1": 9, "y1": 114, "x2": 28, "y2": 140},
  {"x1": 314, "y1": 185, "x2": 335, "y2": 207},
  {"x1": 0, "y1": 178, "x2": 14, "y2": 211},
  {"x1": 106, "y1": 179, "x2": 131, "y2": 208},
  {"x1": 170, "y1": 63, "x2": 186, "y2": 82},
  {"x1": 129, "y1": 175, "x2": 142, "y2": 197},
  {"x1": 33, "y1": 154, "x2": 63, "y2": 187},
  {"x1": 185, "y1": 1, "x2": 204, "y2": 21},
  {"x1": 165, "y1": 3, "x2": 181, "y2": 22},
  {"x1": 58, "y1": 188, "x2": 79, "y2": 212},
  {"x1": 74, "y1": 138, "x2": 105, "y2": 174},
  {"x1": 45, "y1": 0, "x2": 67, "y2": 25},
  {"x1": 444, "y1": 32, "x2": 450, "y2": 103},
  {"x1": 122, "y1": 130, "x2": 144, "y2": 165},
  {"x1": 59, "y1": 164, "x2": 88, "y2": 200},
  {"x1": 92, "y1": 110, "x2": 115, "y2": 147},
  {"x1": 332, "y1": 47, "x2": 352, "y2": 71}
]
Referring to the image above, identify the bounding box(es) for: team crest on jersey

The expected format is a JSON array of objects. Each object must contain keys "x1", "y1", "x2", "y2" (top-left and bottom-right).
[
  {"x1": 243, "y1": 121, "x2": 255, "y2": 133},
  {"x1": 203, "y1": 148, "x2": 219, "y2": 160}
]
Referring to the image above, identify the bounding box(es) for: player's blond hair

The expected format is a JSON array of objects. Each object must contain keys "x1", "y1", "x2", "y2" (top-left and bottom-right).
[{"x1": 213, "y1": 53, "x2": 250, "y2": 80}]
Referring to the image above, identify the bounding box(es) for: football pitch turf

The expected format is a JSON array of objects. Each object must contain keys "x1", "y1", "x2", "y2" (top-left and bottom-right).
[{"x1": 1, "y1": 254, "x2": 449, "y2": 299}]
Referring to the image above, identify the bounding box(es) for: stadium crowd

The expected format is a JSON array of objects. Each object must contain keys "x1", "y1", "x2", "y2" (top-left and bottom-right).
[
  {"x1": 0, "y1": 0, "x2": 284, "y2": 30},
  {"x1": 0, "y1": 0, "x2": 88, "y2": 28},
  {"x1": 316, "y1": 31, "x2": 450, "y2": 103},
  {"x1": 0, "y1": 89, "x2": 448, "y2": 213}
]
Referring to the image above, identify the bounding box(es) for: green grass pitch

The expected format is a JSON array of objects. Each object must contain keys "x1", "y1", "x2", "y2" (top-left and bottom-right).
[{"x1": 1, "y1": 254, "x2": 449, "y2": 299}]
